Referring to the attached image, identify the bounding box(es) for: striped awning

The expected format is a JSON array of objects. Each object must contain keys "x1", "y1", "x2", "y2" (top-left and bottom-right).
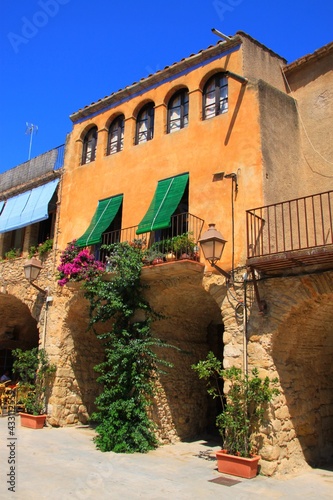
[
  {"x1": 137, "y1": 173, "x2": 189, "y2": 234},
  {"x1": 76, "y1": 194, "x2": 123, "y2": 247},
  {"x1": 0, "y1": 179, "x2": 59, "y2": 233}
]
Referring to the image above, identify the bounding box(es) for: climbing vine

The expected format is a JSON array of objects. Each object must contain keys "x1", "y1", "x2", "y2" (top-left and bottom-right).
[{"x1": 82, "y1": 242, "x2": 172, "y2": 453}]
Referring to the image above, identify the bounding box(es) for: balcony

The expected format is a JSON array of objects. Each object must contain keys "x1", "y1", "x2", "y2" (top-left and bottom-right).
[
  {"x1": 246, "y1": 190, "x2": 333, "y2": 274},
  {"x1": 99, "y1": 212, "x2": 205, "y2": 267}
]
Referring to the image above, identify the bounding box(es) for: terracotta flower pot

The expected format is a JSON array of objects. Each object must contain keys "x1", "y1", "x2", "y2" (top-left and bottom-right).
[
  {"x1": 20, "y1": 413, "x2": 46, "y2": 429},
  {"x1": 216, "y1": 450, "x2": 260, "y2": 479},
  {"x1": 165, "y1": 252, "x2": 176, "y2": 262},
  {"x1": 152, "y1": 258, "x2": 164, "y2": 265}
]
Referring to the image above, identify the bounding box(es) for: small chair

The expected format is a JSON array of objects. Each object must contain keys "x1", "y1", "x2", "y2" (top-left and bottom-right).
[
  {"x1": 0, "y1": 384, "x2": 9, "y2": 415},
  {"x1": 15, "y1": 384, "x2": 33, "y2": 413}
]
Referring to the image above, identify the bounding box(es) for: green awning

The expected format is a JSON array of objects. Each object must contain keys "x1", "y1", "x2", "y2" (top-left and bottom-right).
[
  {"x1": 76, "y1": 194, "x2": 123, "y2": 247},
  {"x1": 137, "y1": 173, "x2": 189, "y2": 234}
]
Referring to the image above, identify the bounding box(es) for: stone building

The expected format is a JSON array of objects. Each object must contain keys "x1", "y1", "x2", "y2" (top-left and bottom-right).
[
  {"x1": 0, "y1": 32, "x2": 332, "y2": 475},
  {"x1": 0, "y1": 145, "x2": 64, "y2": 363}
]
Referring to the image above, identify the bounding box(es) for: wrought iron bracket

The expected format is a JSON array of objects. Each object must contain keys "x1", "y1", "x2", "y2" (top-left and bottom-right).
[
  {"x1": 212, "y1": 263, "x2": 231, "y2": 280},
  {"x1": 29, "y1": 281, "x2": 48, "y2": 295},
  {"x1": 250, "y1": 267, "x2": 267, "y2": 314}
]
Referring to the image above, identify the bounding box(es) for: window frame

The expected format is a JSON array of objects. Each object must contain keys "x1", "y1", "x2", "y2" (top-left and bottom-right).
[
  {"x1": 82, "y1": 126, "x2": 98, "y2": 164},
  {"x1": 135, "y1": 103, "x2": 155, "y2": 144},
  {"x1": 107, "y1": 115, "x2": 125, "y2": 155},
  {"x1": 167, "y1": 89, "x2": 189, "y2": 134},
  {"x1": 203, "y1": 73, "x2": 228, "y2": 120}
]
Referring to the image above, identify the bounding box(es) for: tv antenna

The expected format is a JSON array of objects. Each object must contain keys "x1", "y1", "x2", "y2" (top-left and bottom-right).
[{"x1": 25, "y1": 123, "x2": 38, "y2": 160}]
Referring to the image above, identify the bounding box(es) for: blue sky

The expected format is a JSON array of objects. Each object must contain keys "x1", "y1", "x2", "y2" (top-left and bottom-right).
[{"x1": 1, "y1": 0, "x2": 332, "y2": 174}]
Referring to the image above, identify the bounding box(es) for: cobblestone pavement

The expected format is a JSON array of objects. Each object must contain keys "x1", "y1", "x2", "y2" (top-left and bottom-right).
[{"x1": 0, "y1": 416, "x2": 332, "y2": 499}]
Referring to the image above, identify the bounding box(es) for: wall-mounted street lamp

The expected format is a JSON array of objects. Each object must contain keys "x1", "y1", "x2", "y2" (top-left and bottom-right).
[
  {"x1": 198, "y1": 224, "x2": 230, "y2": 279},
  {"x1": 199, "y1": 223, "x2": 267, "y2": 313},
  {"x1": 23, "y1": 257, "x2": 46, "y2": 294}
]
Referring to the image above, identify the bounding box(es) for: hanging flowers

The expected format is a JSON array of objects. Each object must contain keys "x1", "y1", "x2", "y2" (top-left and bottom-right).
[{"x1": 57, "y1": 241, "x2": 105, "y2": 286}]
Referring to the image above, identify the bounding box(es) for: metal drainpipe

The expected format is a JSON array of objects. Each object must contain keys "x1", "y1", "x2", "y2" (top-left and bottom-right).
[
  {"x1": 243, "y1": 277, "x2": 248, "y2": 375},
  {"x1": 41, "y1": 300, "x2": 48, "y2": 349}
]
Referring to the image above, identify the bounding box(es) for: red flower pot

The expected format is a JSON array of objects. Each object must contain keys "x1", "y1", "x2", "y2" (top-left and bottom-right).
[
  {"x1": 20, "y1": 413, "x2": 46, "y2": 429},
  {"x1": 216, "y1": 450, "x2": 260, "y2": 479}
]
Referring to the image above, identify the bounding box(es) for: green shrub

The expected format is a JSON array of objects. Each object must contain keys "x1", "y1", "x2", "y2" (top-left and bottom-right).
[{"x1": 192, "y1": 352, "x2": 279, "y2": 457}]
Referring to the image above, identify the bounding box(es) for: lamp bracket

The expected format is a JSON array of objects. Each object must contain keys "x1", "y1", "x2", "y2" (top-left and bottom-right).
[
  {"x1": 29, "y1": 282, "x2": 47, "y2": 295},
  {"x1": 250, "y1": 267, "x2": 267, "y2": 314},
  {"x1": 212, "y1": 262, "x2": 231, "y2": 280}
]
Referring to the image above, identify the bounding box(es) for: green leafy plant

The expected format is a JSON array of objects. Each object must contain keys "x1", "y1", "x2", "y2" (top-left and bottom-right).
[
  {"x1": 28, "y1": 238, "x2": 54, "y2": 259},
  {"x1": 12, "y1": 348, "x2": 56, "y2": 416},
  {"x1": 5, "y1": 248, "x2": 21, "y2": 259},
  {"x1": 143, "y1": 249, "x2": 165, "y2": 265},
  {"x1": 192, "y1": 352, "x2": 279, "y2": 457},
  {"x1": 84, "y1": 242, "x2": 172, "y2": 453},
  {"x1": 169, "y1": 232, "x2": 195, "y2": 258},
  {"x1": 28, "y1": 245, "x2": 38, "y2": 259},
  {"x1": 37, "y1": 238, "x2": 53, "y2": 258}
]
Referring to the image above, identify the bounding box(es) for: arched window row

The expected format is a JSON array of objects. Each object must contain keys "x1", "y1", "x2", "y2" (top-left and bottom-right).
[{"x1": 80, "y1": 73, "x2": 228, "y2": 164}]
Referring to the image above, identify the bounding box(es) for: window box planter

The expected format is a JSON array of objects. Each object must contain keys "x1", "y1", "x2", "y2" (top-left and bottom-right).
[{"x1": 216, "y1": 450, "x2": 260, "y2": 479}]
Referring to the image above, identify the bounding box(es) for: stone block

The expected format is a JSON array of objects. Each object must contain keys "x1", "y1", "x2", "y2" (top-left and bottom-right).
[
  {"x1": 66, "y1": 414, "x2": 77, "y2": 425},
  {"x1": 271, "y1": 419, "x2": 282, "y2": 432},
  {"x1": 223, "y1": 344, "x2": 241, "y2": 358},
  {"x1": 275, "y1": 405, "x2": 290, "y2": 420},
  {"x1": 57, "y1": 367, "x2": 75, "y2": 378},
  {"x1": 259, "y1": 459, "x2": 278, "y2": 476},
  {"x1": 260, "y1": 444, "x2": 280, "y2": 461}
]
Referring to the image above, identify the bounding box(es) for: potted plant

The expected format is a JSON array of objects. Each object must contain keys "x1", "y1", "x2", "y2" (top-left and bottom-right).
[
  {"x1": 170, "y1": 233, "x2": 195, "y2": 260},
  {"x1": 143, "y1": 248, "x2": 165, "y2": 265},
  {"x1": 12, "y1": 348, "x2": 56, "y2": 429},
  {"x1": 192, "y1": 352, "x2": 279, "y2": 478}
]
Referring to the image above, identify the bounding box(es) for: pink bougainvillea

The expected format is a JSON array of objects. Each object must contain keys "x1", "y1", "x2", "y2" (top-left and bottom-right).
[{"x1": 57, "y1": 241, "x2": 105, "y2": 286}]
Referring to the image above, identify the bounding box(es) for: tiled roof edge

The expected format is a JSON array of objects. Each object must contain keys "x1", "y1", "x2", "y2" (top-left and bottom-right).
[{"x1": 284, "y1": 40, "x2": 333, "y2": 73}]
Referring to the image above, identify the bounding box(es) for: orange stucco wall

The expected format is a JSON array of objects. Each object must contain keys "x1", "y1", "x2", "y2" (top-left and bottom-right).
[{"x1": 58, "y1": 41, "x2": 267, "y2": 271}]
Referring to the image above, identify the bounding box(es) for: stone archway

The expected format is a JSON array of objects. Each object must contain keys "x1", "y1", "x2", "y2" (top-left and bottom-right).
[
  {"x1": 246, "y1": 271, "x2": 333, "y2": 474},
  {"x1": 144, "y1": 273, "x2": 224, "y2": 442},
  {"x1": 272, "y1": 293, "x2": 333, "y2": 470},
  {"x1": 47, "y1": 265, "x2": 225, "y2": 439},
  {"x1": 0, "y1": 292, "x2": 39, "y2": 378}
]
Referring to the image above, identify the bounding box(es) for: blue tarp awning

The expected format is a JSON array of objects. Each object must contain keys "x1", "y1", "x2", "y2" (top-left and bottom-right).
[{"x1": 0, "y1": 179, "x2": 59, "y2": 233}]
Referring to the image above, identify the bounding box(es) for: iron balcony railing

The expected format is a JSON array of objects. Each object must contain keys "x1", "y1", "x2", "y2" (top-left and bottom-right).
[
  {"x1": 99, "y1": 212, "x2": 205, "y2": 263},
  {"x1": 246, "y1": 190, "x2": 333, "y2": 259}
]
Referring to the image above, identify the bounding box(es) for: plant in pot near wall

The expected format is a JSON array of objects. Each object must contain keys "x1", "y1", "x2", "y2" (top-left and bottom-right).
[
  {"x1": 170, "y1": 232, "x2": 195, "y2": 260},
  {"x1": 12, "y1": 348, "x2": 56, "y2": 429},
  {"x1": 192, "y1": 352, "x2": 279, "y2": 479}
]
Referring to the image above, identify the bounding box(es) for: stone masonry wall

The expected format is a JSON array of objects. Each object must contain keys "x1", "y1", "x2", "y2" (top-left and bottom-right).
[{"x1": 2, "y1": 254, "x2": 332, "y2": 476}]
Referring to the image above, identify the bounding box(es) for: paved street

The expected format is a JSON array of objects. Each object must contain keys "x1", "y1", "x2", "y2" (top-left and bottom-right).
[{"x1": 0, "y1": 416, "x2": 332, "y2": 499}]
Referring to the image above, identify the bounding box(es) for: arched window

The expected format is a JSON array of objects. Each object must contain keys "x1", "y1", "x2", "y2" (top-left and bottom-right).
[
  {"x1": 135, "y1": 103, "x2": 155, "y2": 144},
  {"x1": 203, "y1": 73, "x2": 228, "y2": 119},
  {"x1": 167, "y1": 89, "x2": 189, "y2": 133},
  {"x1": 82, "y1": 126, "x2": 98, "y2": 164},
  {"x1": 107, "y1": 115, "x2": 124, "y2": 155}
]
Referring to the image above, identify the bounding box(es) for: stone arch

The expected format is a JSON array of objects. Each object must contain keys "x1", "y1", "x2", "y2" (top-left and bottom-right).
[
  {"x1": 247, "y1": 271, "x2": 333, "y2": 474},
  {"x1": 48, "y1": 268, "x2": 225, "y2": 439},
  {"x1": 272, "y1": 291, "x2": 333, "y2": 471},
  {"x1": 144, "y1": 273, "x2": 224, "y2": 442},
  {"x1": 0, "y1": 292, "x2": 39, "y2": 375}
]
